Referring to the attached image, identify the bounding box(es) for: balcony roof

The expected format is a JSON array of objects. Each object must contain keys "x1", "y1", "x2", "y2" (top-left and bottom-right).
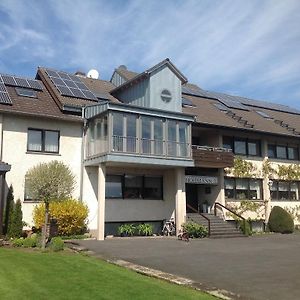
[{"x1": 84, "y1": 101, "x2": 195, "y2": 122}]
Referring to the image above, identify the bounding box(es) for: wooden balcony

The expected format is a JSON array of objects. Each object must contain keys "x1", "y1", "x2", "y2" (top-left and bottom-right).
[{"x1": 192, "y1": 145, "x2": 234, "y2": 168}]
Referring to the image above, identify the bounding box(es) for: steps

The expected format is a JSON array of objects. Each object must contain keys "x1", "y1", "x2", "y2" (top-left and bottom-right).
[{"x1": 187, "y1": 213, "x2": 246, "y2": 238}]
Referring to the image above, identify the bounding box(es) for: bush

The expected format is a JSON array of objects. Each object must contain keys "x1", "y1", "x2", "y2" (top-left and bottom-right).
[
  {"x1": 268, "y1": 206, "x2": 294, "y2": 234},
  {"x1": 33, "y1": 199, "x2": 88, "y2": 236},
  {"x1": 118, "y1": 224, "x2": 136, "y2": 236},
  {"x1": 23, "y1": 237, "x2": 37, "y2": 248},
  {"x1": 12, "y1": 238, "x2": 24, "y2": 247},
  {"x1": 238, "y1": 220, "x2": 252, "y2": 236},
  {"x1": 137, "y1": 223, "x2": 153, "y2": 236},
  {"x1": 49, "y1": 237, "x2": 64, "y2": 252},
  {"x1": 182, "y1": 222, "x2": 208, "y2": 238},
  {"x1": 4, "y1": 185, "x2": 14, "y2": 235},
  {"x1": 8, "y1": 200, "x2": 23, "y2": 238}
]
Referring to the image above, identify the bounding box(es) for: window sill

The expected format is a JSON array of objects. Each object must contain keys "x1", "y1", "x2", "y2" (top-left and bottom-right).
[
  {"x1": 107, "y1": 198, "x2": 164, "y2": 201},
  {"x1": 23, "y1": 200, "x2": 42, "y2": 203},
  {"x1": 226, "y1": 199, "x2": 264, "y2": 202},
  {"x1": 271, "y1": 199, "x2": 299, "y2": 202},
  {"x1": 26, "y1": 151, "x2": 61, "y2": 156}
]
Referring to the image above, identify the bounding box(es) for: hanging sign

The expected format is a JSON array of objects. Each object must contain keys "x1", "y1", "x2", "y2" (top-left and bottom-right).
[{"x1": 185, "y1": 175, "x2": 218, "y2": 185}]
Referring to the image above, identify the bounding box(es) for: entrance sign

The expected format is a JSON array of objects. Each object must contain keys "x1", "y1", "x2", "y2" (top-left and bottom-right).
[{"x1": 185, "y1": 175, "x2": 218, "y2": 185}]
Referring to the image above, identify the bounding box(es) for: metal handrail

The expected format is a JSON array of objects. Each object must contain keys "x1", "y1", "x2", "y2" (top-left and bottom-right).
[
  {"x1": 186, "y1": 203, "x2": 211, "y2": 236},
  {"x1": 214, "y1": 202, "x2": 246, "y2": 234},
  {"x1": 192, "y1": 145, "x2": 232, "y2": 153}
]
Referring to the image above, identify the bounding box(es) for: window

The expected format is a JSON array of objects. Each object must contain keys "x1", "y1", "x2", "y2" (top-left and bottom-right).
[
  {"x1": 106, "y1": 175, "x2": 123, "y2": 198},
  {"x1": 143, "y1": 176, "x2": 163, "y2": 199},
  {"x1": 270, "y1": 181, "x2": 299, "y2": 201},
  {"x1": 167, "y1": 120, "x2": 177, "y2": 156},
  {"x1": 154, "y1": 118, "x2": 163, "y2": 155},
  {"x1": 112, "y1": 113, "x2": 124, "y2": 151},
  {"x1": 141, "y1": 117, "x2": 152, "y2": 154},
  {"x1": 224, "y1": 177, "x2": 263, "y2": 200},
  {"x1": 223, "y1": 136, "x2": 261, "y2": 156},
  {"x1": 179, "y1": 122, "x2": 188, "y2": 157},
  {"x1": 24, "y1": 177, "x2": 37, "y2": 201},
  {"x1": 106, "y1": 174, "x2": 163, "y2": 200},
  {"x1": 268, "y1": 144, "x2": 299, "y2": 160},
  {"x1": 27, "y1": 129, "x2": 59, "y2": 153},
  {"x1": 15, "y1": 87, "x2": 37, "y2": 98},
  {"x1": 124, "y1": 175, "x2": 143, "y2": 199},
  {"x1": 126, "y1": 114, "x2": 137, "y2": 152}
]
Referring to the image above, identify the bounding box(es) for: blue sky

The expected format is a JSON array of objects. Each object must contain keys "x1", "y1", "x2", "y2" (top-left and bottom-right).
[{"x1": 0, "y1": 0, "x2": 300, "y2": 108}]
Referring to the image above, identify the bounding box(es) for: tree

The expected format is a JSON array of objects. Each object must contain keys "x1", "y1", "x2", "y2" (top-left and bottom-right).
[
  {"x1": 8, "y1": 199, "x2": 23, "y2": 238},
  {"x1": 25, "y1": 161, "x2": 76, "y2": 248},
  {"x1": 4, "y1": 185, "x2": 14, "y2": 235}
]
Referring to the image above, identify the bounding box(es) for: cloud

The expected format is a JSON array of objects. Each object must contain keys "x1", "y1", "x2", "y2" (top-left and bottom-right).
[{"x1": 0, "y1": 0, "x2": 299, "y2": 107}]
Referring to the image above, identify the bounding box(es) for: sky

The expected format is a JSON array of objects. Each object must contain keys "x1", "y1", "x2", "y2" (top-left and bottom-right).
[{"x1": 0, "y1": 0, "x2": 300, "y2": 108}]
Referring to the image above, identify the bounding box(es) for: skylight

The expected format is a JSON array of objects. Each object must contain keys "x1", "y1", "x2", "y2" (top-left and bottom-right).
[
  {"x1": 15, "y1": 87, "x2": 37, "y2": 98},
  {"x1": 256, "y1": 110, "x2": 273, "y2": 119}
]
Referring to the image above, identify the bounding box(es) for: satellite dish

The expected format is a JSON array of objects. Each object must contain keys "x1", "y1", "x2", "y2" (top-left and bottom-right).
[{"x1": 87, "y1": 69, "x2": 99, "y2": 79}]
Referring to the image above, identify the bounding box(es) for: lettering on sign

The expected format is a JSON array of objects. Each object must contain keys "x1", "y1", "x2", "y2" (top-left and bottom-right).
[{"x1": 185, "y1": 175, "x2": 218, "y2": 185}]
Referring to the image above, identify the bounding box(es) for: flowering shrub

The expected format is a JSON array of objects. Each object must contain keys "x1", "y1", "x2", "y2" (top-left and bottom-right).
[{"x1": 33, "y1": 199, "x2": 88, "y2": 236}]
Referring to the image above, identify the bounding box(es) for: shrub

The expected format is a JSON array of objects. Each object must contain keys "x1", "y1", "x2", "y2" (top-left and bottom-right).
[
  {"x1": 8, "y1": 200, "x2": 23, "y2": 238},
  {"x1": 23, "y1": 237, "x2": 37, "y2": 248},
  {"x1": 118, "y1": 224, "x2": 136, "y2": 236},
  {"x1": 12, "y1": 238, "x2": 24, "y2": 247},
  {"x1": 137, "y1": 223, "x2": 153, "y2": 236},
  {"x1": 33, "y1": 199, "x2": 88, "y2": 236},
  {"x1": 182, "y1": 222, "x2": 208, "y2": 238},
  {"x1": 4, "y1": 185, "x2": 14, "y2": 235},
  {"x1": 49, "y1": 237, "x2": 64, "y2": 252},
  {"x1": 238, "y1": 220, "x2": 252, "y2": 236},
  {"x1": 268, "y1": 206, "x2": 294, "y2": 234}
]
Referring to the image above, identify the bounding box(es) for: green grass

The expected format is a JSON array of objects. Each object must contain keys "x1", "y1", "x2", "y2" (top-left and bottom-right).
[{"x1": 0, "y1": 248, "x2": 216, "y2": 300}]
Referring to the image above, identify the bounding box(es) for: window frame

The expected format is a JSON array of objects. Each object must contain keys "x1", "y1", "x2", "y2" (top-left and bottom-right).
[
  {"x1": 267, "y1": 143, "x2": 299, "y2": 161},
  {"x1": 270, "y1": 180, "x2": 299, "y2": 201},
  {"x1": 223, "y1": 136, "x2": 261, "y2": 157},
  {"x1": 15, "y1": 87, "x2": 37, "y2": 98},
  {"x1": 105, "y1": 174, "x2": 163, "y2": 200},
  {"x1": 224, "y1": 177, "x2": 263, "y2": 201},
  {"x1": 27, "y1": 128, "x2": 60, "y2": 154}
]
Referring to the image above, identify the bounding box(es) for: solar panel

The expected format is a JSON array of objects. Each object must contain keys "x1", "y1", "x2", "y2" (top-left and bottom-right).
[
  {"x1": 0, "y1": 74, "x2": 43, "y2": 90},
  {"x1": 214, "y1": 103, "x2": 228, "y2": 111},
  {"x1": 0, "y1": 92, "x2": 12, "y2": 104},
  {"x1": 57, "y1": 85, "x2": 74, "y2": 97},
  {"x1": 51, "y1": 77, "x2": 65, "y2": 86},
  {"x1": 45, "y1": 68, "x2": 97, "y2": 101},
  {"x1": 64, "y1": 80, "x2": 78, "y2": 89},
  {"x1": 0, "y1": 83, "x2": 6, "y2": 92}
]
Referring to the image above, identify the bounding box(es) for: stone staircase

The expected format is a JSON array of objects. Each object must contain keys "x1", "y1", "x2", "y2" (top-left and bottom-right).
[{"x1": 187, "y1": 213, "x2": 246, "y2": 238}]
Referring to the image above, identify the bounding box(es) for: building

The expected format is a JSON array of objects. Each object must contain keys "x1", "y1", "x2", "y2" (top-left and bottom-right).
[{"x1": 0, "y1": 58, "x2": 299, "y2": 239}]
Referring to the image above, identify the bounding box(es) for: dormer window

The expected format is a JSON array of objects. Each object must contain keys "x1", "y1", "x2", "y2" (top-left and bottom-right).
[
  {"x1": 161, "y1": 89, "x2": 172, "y2": 103},
  {"x1": 15, "y1": 87, "x2": 37, "y2": 98}
]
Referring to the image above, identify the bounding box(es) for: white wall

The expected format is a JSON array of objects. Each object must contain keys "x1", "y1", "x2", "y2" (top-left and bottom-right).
[{"x1": 1, "y1": 114, "x2": 83, "y2": 227}]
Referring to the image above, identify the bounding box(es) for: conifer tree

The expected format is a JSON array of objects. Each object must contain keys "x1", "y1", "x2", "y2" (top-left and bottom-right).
[
  {"x1": 8, "y1": 199, "x2": 23, "y2": 238},
  {"x1": 4, "y1": 185, "x2": 14, "y2": 235}
]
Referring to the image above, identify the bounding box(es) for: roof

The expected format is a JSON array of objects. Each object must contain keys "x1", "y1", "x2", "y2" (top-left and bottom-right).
[
  {"x1": 111, "y1": 58, "x2": 188, "y2": 94},
  {"x1": 0, "y1": 75, "x2": 81, "y2": 122},
  {"x1": 182, "y1": 88, "x2": 300, "y2": 138},
  {"x1": 114, "y1": 67, "x2": 138, "y2": 81},
  {"x1": 37, "y1": 67, "x2": 120, "y2": 111}
]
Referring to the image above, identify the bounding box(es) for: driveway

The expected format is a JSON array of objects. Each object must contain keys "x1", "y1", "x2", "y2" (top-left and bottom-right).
[{"x1": 77, "y1": 234, "x2": 300, "y2": 300}]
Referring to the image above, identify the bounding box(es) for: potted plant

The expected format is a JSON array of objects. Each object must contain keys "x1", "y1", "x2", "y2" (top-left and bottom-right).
[
  {"x1": 117, "y1": 224, "x2": 136, "y2": 237},
  {"x1": 136, "y1": 223, "x2": 153, "y2": 236}
]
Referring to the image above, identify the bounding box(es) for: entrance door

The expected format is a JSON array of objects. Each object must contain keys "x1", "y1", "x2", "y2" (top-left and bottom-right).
[{"x1": 186, "y1": 184, "x2": 198, "y2": 212}]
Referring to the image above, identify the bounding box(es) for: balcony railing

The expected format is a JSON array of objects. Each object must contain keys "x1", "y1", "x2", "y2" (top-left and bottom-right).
[
  {"x1": 192, "y1": 145, "x2": 234, "y2": 168},
  {"x1": 86, "y1": 135, "x2": 191, "y2": 159}
]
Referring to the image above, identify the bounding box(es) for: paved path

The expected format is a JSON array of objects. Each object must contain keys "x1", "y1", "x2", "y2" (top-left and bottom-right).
[{"x1": 78, "y1": 234, "x2": 300, "y2": 300}]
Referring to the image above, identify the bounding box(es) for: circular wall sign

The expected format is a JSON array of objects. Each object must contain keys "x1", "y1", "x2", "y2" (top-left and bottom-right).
[{"x1": 161, "y1": 89, "x2": 172, "y2": 103}]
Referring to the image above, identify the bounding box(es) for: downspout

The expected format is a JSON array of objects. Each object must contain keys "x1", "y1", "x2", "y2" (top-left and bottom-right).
[
  {"x1": 79, "y1": 108, "x2": 87, "y2": 201},
  {"x1": 0, "y1": 114, "x2": 3, "y2": 161}
]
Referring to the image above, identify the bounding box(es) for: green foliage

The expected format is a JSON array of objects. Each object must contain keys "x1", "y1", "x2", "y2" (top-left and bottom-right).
[
  {"x1": 118, "y1": 224, "x2": 136, "y2": 236},
  {"x1": 238, "y1": 220, "x2": 252, "y2": 236},
  {"x1": 262, "y1": 159, "x2": 276, "y2": 178},
  {"x1": 33, "y1": 199, "x2": 88, "y2": 236},
  {"x1": 23, "y1": 236, "x2": 38, "y2": 248},
  {"x1": 12, "y1": 238, "x2": 24, "y2": 247},
  {"x1": 232, "y1": 157, "x2": 256, "y2": 178},
  {"x1": 4, "y1": 185, "x2": 14, "y2": 235},
  {"x1": 136, "y1": 223, "x2": 153, "y2": 236},
  {"x1": 182, "y1": 222, "x2": 208, "y2": 238},
  {"x1": 49, "y1": 237, "x2": 64, "y2": 252},
  {"x1": 25, "y1": 161, "x2": 76, "y2": 203},
  {"x1": 268, "y1": 206, "x2": 294, "y2": 234},
  {"x1": 277, "y1": 164, "x2": 300, "y2": 181},
  {"x1": 8, "y1": 200, "x2": 23, "y2": 238}
]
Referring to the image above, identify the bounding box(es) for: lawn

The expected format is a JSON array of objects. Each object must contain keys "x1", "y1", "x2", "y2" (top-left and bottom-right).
[{"x1": 0, "y1": 248, "x2": 217, "y2": 300}]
